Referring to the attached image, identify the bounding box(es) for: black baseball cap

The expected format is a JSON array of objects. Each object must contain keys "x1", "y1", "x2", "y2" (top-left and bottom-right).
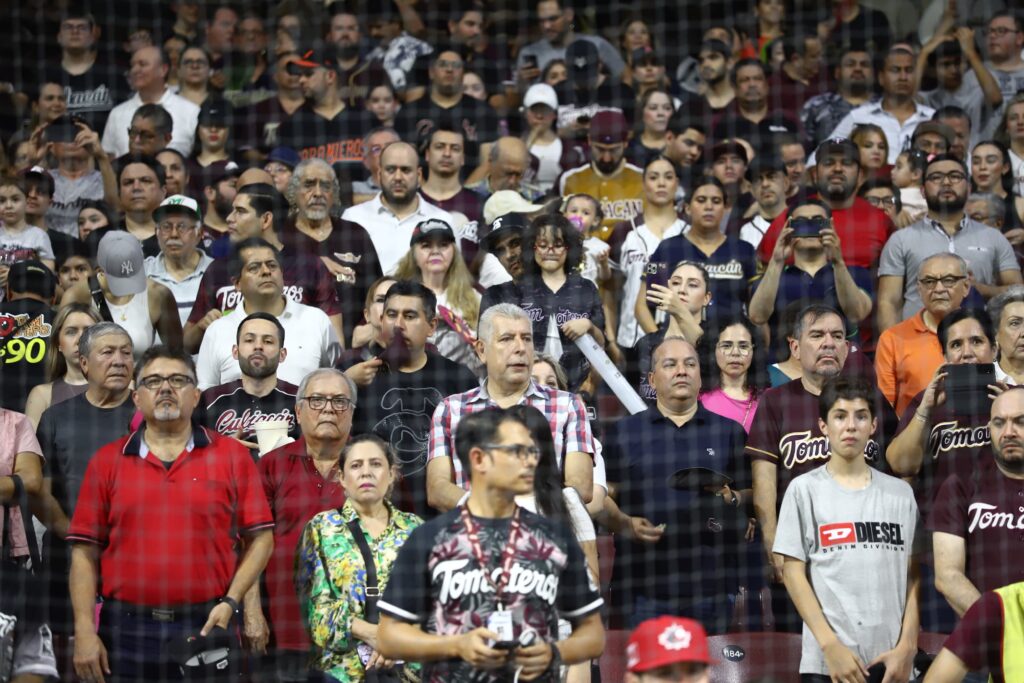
[
  {"x1": 165, "y1": 627, "x2": 241, "y2": 680},
  {"x1": 746, "y1": 154, "x2": 786, "y2": 182},
  {"x1": 815, "y1": 137, "x2": 861, "y2": 163},
  {"x1": 290, "y1": 46, "x2": 338, "y2": 70},
  {"x1": 7, "y1": 259, "x2": 57, "y2": 298},
  {"x1": 410, "y1": 218, "x2": 456, "y2": 246},
  {"x1": 566, "y1": 40, "x2": 600, "y2": 80},
  {"x1": 479, "y1": 213, "x2": 528, "y2": 249},
  {"x1": 198, "y1": 97, "x2": 234, "y2": 127},
  {"x1": 710, "y1": 140, "x2": 749, "y2": 164}
]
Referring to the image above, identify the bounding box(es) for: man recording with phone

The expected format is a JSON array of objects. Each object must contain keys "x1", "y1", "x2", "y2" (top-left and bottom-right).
[{"x1": 748, "y1": 198, "x2": 873, "y2": 343}]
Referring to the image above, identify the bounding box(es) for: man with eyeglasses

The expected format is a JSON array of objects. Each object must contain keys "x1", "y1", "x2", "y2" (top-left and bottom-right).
[
  {"x1": 125, "y1": 105, "x2": 173, "y2": 159},
  {"x1": 67, "y1": 345, "x2": 273, "y2": 683},
  {"x1": 876, "y1": 253, "x2": 973, "y2": 418},
  {"x1": 858, "y1": 178, "x2": 902, "y2": 224},
  {"x1": 244, "y1": 368, "x2": 352, "y2": 681},
  {"x1": 379, "y1": 407, "x2": 605, "y2": 682},
  {"x1": 44, "y1": 6, "x2": 124, "y2": 134},
  {"x1": 144, "y1": 195, "x2": 214, "y2": 325},
  {"x1": 963, "y1": 12, "x2": 1024, "y2": 140},
  {"x1": 197, "y1": 238, "x2": 341, "y2": 390},
  {"x1": 878, "y1": 154, "x2": 1021, "y2": 333},
  {"x1": 395, "y1": 46, "x2": 501, "y2": 173},
  {"x1": 101, "y1": 45, "x2": 200, "y2": 157},
  {"x1": 600, "y1": 336, "x2": 751, "y2": 635}
]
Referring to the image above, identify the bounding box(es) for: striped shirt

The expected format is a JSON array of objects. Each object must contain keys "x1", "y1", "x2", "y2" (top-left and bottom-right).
[{"x1": 427, "y1": 379, "x2": 594, "y2": 489}]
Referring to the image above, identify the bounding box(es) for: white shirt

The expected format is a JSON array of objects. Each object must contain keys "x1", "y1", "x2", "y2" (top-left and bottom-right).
[
  {"x1": 1011, "y1": 149, "x2": 1024, "y2": 199},
  {"x1": 341, "y1": 193, "x2": 454, "y2": 275},
  {"x1": 739, "y1": 215, "x2": 772, "y2": 250},
  {"x1": 822, "y1": 100, "x2": 936, "y2": 164},
  {"x1": 101, "y1": 88, "x2": 200, "y2": 157},
  {"x1": 196, "y1": 297, "x2": 341, "y2": 390}
]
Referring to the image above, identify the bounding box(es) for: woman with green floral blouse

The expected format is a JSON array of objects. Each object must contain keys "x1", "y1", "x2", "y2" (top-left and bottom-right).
[{"x1": 296, "y1": 435, "x2": 423, "y2": 682}]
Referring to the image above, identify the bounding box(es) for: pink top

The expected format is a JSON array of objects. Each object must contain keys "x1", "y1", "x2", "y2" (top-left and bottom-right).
[
  {"x1": 700, "y1": 388, "x2": 759, "y2": 433},
  {"x1": 1, "y1": 409, "x2": 43, "y2": 556}
]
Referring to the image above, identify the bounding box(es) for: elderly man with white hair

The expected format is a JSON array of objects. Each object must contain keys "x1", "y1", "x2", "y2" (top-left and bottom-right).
[{"x1": 425, "y1": 303, "x2": 597, "y2": 512}]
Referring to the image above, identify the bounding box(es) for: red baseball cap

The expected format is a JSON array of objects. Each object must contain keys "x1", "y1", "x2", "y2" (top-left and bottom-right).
[{"x1": 626, "y1": 616, "x2": 716, "y2": 673}]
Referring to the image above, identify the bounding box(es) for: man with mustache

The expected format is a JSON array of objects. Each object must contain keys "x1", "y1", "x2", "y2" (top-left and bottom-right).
[
  {"x1": 559, "y1": 111, "x2": 644, "y2": 241},
  {"x1": 600, "y1": 336, "x2": 751, "y2": 635},
  {"x1": 929, "y1": 386, "x2": 1024, "y2": 618},
  {"x1": 755, "y1": 138, "x2": 893, "y2": 279},
  {"x1": 68, "y1": 345, "x2": 273, "y2": 682},
  {"x1": 198, "y1": 312, "x2": 300, "y2": 456},
  {"x1": 144, "y1": 195, "x2": 214, "y2": 326},
  {"x1": 877, "y1": 154, "x2": 1022, "y2": 333},
  {"x1": 875, "y1": 253, "x2": 973, "y2": 417},
  {"x1": 342, "y1": 141, "x2": 455, "y2": 275},
  {"x1": 747, "y1": 304, "x2": 897, "y2": 631},
  {"x1": 196, "y1": 238, "x2": 341, "y2": 389}
]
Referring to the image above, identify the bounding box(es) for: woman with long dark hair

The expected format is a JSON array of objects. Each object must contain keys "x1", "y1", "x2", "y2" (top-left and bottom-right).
[
  {"x1": 696, "y1": 316, "x2": 769, "y2": 433},
  {"x1": 971, "y1": 139, "x2": 1024, "y2": 232},
  {"x1": 480, "y1": 214, "x2": 604, "y2": 392},
  {"x1": 506, "y1": 404, "x2": 597, "y2": 683}
]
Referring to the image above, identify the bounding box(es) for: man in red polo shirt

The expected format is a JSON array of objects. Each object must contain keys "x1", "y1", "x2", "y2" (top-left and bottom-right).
[
  {"x1": 245, "y1": 368, "x2": 353, "y2": 681},
  {"x1": 756, "y1": 138, "x2": 893, "y2": 271},
  {"x1": 67, "y1": 346, "x2": 274, "y2": 683}
]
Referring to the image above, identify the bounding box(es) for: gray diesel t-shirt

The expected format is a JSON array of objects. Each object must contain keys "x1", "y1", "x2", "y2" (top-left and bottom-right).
[
  {"x1": 49, "y1": 171, "x2": 104, "y2": 237},
  {"x1": 774, "y1": 465, "x2": 919, "y2": 676},
  {"x1": 878, "y1": 217, "x2": 1018, "y2": 320}
]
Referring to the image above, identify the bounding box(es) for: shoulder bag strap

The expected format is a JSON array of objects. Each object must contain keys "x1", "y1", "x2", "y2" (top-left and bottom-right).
[
  {"x1": 87, "y1": 275, "x2": 114, "y2": 323},
  {"x1": 346, "y1": 517, "x2": 380, "y2": 624}
]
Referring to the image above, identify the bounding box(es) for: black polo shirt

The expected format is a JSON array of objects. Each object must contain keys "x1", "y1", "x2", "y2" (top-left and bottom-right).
[{"x1": 604, "y1": 405, "x2": 750, "y2": 607}]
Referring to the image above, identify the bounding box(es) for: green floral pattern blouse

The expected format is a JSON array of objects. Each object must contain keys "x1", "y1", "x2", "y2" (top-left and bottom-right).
[{"x1": 296, "y1": 500, "x2": 423, "y2": 681}]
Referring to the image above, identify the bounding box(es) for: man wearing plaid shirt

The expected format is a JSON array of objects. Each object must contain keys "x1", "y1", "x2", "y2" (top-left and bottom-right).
[{"x1": 425, "y1": 303, "x2": 595, "y2": 512}]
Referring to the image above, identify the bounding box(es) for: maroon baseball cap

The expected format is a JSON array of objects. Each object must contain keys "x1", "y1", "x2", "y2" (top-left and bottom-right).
[
  {"x1": 589, "y1": 110, "x2": 630, "y2": 144},
  {"x1": 626, "y1": 616, "x2": 716, "y2": 673}
]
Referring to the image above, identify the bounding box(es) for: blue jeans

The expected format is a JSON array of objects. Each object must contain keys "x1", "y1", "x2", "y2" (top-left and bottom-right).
[
  {"x1": 630, "y1": 594, "x2": 730, "y2": 635},
  {"x1": 98, "y1": 601, "x2": 237, "y2": 682}
]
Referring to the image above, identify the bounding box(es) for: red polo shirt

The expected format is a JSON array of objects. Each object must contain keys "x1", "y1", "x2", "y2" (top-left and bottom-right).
[
  {"x1": 756, "y1": 196, "x2": 894, "y2": 269},
  {"x1": 258, "y1": 437, "x2": 346, "y2": 651},
  {"x1": 67, "y1": 427, "x2": 274, "y2": 606}
]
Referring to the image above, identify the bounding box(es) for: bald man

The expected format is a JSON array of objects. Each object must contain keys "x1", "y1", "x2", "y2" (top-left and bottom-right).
[
  {"x1": 101, "y1": 45, "x2": 200, "y2": 156},
  {"x1": 341, "y1": 141, "x2": 456, "y2": 273},
  {"x1": 469, "y1": 136, "x2": 544, "y2": 201}
]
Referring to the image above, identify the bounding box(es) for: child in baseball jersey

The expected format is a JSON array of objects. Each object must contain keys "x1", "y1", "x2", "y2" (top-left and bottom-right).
[{"x1": 774, "y1": 376, "x2": 921, "y2": 681}]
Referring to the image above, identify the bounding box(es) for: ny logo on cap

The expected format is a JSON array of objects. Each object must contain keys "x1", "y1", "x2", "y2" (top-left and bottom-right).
[
  {"x1": 121, "y1": 260, "x2": 135, "y2": 276},
  {"x1": 658, "y1": 624, "x2": 692, "y2": 651}
]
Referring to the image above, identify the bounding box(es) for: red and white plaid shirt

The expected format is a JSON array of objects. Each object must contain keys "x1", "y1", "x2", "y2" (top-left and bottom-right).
[{"x1": 428, "y1": 379, "x2": 595, "y2": 489}]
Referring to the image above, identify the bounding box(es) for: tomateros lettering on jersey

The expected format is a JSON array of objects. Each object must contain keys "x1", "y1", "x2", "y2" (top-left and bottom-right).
[
  {"x1": 433, "y1": 558, "x2": 560, "y2": 605},
  {"x1": 928, "y1": 420, "x2": 990, "y2": 456},
  {"x1": 818, "y1": 521, "x2": 906, "y2": 550},
  {"x1": 778, "y1": 429, "x2": 881, "y2": 469},
  {"x1": 967, "y1": 502, "x2": 1024, "y2": 533}
]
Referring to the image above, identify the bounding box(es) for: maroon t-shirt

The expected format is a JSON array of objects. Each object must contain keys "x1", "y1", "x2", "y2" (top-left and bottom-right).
[
  {"x1": 943, "y1": 589, "x2": 1007, "y2": 682},
  {"x1": 258, "y1": 439, "x2": 346, "y2": 651},
  {"x1": 186, "y1": 246, "x2": 340, "y2": 323},
  {"x1": 745, "y1": 378, "x2": 895, "y2": 506},
  {"x1": 895, "y1": 391, "x2": 991, "y2": 520},
  {"x1": 928, "y1": 462, "x2": 1024, "y2": 593}
]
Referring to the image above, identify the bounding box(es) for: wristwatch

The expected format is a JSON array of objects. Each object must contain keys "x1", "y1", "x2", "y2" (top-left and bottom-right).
[{"x1": 218, "y1": 596, "x2": 241, "y2": 616}]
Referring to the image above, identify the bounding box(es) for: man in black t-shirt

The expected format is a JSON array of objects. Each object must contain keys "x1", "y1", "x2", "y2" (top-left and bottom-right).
[
  {"x1": 198, "y1": 312, "x2": 300, "y2": 458},
  {"x1": 378, "y1": 408, "x2": 605, "y2": 683},
  {"x1": 345, "y1": 282, "x2": 478, "y2": 518},
  {"x1": 0, "y1": 260, "x2": 56, "y2": 412},
  {"x1": 395, "y1": 46, "x2": 501, "y2": 171},
  {"x1": 35, "y1": 321, "x2": 136, "y2": 633}
]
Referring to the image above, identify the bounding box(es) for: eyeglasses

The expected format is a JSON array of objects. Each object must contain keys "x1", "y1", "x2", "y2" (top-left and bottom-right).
[
  {"x1": 535, "y1": 241, "x2": 567, "y2": 252},
  {"x1": 716, "y1": 342, "x2": 753, "y2": 356},
  {"x1": 985, "y1": 27, "x2": 1020, "y2": 37},
  {"x1": 61, "y1": 21, "x2": 91, "y2": 32},
  {"x1": 157, "y1": 221, "x2": 198, "y2": 235},
  {"x1": 435, "y1": 59, "x2": 464, "y2": 70},
  {"x1": 182, "y1": 58, "x2": 209, "y2": 68},
  {"x1": 127, "y1": 128, "x2": 157, "y2": 141},
  {"x1": 483, "y1": 443, "x2": 541, "y2": 461},
  {"x1": 302, "y1": 395, "x2": 353, "y2": 412},
  {"x1": 925, "y1": 171, "x2": 967, "y2": 185},
  {"x1": 918, "y1": 275, "x2": 967, "y2": 289},
  {"x1": 865, "y1": 195, "x2": 896, "y2": 208},
  {"x1": 138, "y1": 374, "x2": 196, "y2": 391}
]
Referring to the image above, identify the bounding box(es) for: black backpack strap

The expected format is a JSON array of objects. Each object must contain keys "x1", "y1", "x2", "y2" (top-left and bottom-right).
[{"x1": 346, "y1": 517, "x2": 380, "y2": 624}]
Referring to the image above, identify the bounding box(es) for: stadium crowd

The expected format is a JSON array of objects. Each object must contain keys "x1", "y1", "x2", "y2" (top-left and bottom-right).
[{"x1": 1, "y1": 0, "x2": 1024, "y2": 681}]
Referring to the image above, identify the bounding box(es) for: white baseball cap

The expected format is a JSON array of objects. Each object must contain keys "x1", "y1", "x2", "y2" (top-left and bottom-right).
[
  {"x1": 483, "y1": 191, "x2": 545, "y2": 225},
  {"x1": 523, "y1": 83, "x2": 558, "y2": 110}
]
